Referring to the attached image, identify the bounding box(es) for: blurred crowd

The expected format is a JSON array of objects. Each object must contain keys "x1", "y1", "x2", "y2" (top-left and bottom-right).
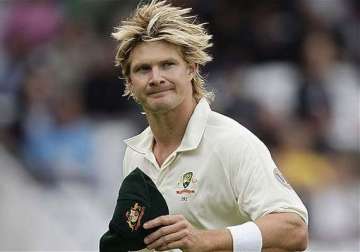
[{"x1": 0, "y1": 0, "x2": 359, "y2": 251}]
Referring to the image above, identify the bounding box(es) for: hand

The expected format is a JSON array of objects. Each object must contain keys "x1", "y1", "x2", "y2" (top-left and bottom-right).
[{"x1": 143, "y1": 214, "x2": 208, "y2": 252}]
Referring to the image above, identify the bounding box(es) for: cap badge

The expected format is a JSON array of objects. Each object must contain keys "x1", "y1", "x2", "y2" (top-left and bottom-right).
[{"x1": 126, "y1": 202, "x2": 145, "y2": 231}]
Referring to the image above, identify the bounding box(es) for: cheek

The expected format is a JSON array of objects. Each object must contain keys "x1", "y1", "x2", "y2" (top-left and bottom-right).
[
  {"x1": 169, "y1": 70, "x2": 192, "y2": 86},
  {"x1": 129, "y1": 77, "x2": 145, "y2": 92}
]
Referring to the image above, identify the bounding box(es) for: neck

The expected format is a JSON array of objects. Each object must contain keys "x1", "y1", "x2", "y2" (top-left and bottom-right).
[{"x1": 146, "y1": 98, "x2": 197, "y2": 149}]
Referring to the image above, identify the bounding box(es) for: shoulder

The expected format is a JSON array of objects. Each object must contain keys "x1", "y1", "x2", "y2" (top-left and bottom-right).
[
  {"x1": 204, "y1": 110, "x2": 266, "y2": 152},
  {"x1": 202, "y1": 110, "x2": 275, "y2": 173}
]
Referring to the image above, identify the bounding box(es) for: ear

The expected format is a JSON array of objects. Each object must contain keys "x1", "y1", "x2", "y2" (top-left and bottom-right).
[
  {"x1": 187, "y1": 63, "x2": 197, "y2": 81},
  {"x1": 127, "y1": 77, "x2": 133, "y2": 89},
  {"x1": 126, "y1": 78, "x2": 135, "y2": 96}
]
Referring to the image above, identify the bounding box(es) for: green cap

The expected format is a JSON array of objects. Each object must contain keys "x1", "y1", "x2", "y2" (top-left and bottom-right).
[{"x1": 100, "y1": 168, "x2": 169, "y2": 251}]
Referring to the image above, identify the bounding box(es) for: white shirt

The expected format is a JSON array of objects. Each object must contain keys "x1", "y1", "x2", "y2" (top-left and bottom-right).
[{"x1": 124, "y1": 98, "x2": 308, "y2": 252}]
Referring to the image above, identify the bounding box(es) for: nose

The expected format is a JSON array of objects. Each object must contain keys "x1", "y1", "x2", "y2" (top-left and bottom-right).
[{"x1": 149, "y1": 66, "x2": 165, "y2": 86}]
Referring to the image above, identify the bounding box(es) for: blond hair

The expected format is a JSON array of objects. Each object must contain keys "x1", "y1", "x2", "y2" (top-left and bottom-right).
[{"x1": 112, "y1": 0, "x2": 214, "y2": 102}]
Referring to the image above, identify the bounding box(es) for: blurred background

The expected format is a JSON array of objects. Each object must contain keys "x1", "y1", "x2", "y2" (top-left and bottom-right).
[{"x1": 0, "y1": 0, "x2": 359, "y2": 251}]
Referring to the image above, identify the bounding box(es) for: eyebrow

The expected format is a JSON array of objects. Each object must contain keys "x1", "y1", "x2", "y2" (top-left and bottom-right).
[{"x1": 131, "y1": 57, "x2": 180, "y2": 72}]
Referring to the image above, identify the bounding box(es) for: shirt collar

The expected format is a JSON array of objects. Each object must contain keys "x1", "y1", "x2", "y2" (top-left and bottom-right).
[{"x1": 124, "y1": 98, "x2": 211, "y2": 154}]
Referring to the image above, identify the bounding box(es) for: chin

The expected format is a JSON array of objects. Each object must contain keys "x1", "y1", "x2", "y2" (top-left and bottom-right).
[
  {"x1": 147, "y1": 102, "x2": 175, "y2": 113},
  {"x1": 145, "y1": 96, "x2": 180, "y2": 113}
]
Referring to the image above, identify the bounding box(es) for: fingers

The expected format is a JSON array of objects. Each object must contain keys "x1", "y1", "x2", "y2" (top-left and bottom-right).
[
  {"x1": 146, "y1": 228, "x2": 189, "y2": 250},
  {"x1": 143, "y1": 214, "x2": 184, "y2": 229},
  {"x1": 143, "y1": 215, "x2": 190, "y2": 250},
  {"x1": 144, "y1": 216, "x2": 187, "y2": 243}
]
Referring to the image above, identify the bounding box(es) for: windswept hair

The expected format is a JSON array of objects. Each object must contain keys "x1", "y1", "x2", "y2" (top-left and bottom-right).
[{"x1": 112, "y1": 0, "x2": 214, "y2": 101}]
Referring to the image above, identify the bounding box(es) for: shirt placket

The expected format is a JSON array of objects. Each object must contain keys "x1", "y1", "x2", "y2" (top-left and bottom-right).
[{"x1": 144, "y1": 151, "x2": 178, "y2": 186}]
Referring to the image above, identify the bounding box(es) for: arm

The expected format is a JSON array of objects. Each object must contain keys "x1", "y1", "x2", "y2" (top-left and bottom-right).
[
  {"x1": 143, "y1": 212, "x2": 308, "y2": 252},
  {"x1": 255, "y1": 212, "x2": 308, "y2": 251}
]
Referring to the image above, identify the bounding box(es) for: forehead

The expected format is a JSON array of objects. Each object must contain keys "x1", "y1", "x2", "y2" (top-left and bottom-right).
[{"x1": 129, "y1": 41, "x2": 184, "y2": 66}]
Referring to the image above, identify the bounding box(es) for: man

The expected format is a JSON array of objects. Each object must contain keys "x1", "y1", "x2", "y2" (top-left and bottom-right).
[{"x1": 111, "y1": 0, "x2": 308, "y2": 251}]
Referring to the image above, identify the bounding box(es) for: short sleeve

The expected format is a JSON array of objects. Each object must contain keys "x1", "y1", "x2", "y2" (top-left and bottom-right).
[{"x1": 230, "y1": 135, "x2": 308, "y2": 224}]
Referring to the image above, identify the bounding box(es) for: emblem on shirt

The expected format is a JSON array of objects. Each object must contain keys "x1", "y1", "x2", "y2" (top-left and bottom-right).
[
  {"x1": 126, "y1": 202, "x2": 145, "y2": 231},
  {"x1": 182, "y1": 172, "x2": 193, "y2": 188},
  {"x1": 176, "y1": 171, "x2": 197, "y2": 201},
  {"x1": 273, "y1": 167, "x2": 292, "y2": 190}
]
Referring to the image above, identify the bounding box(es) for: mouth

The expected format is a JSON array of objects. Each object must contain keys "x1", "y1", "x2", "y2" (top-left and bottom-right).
[{"x1": 147, "y1": 88, "x2": 174, "y2": 96}]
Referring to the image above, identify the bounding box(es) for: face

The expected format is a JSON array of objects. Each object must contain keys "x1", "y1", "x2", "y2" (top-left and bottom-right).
[{"x1": 128, "y1": 41, "x2": 195, "y2": 114}]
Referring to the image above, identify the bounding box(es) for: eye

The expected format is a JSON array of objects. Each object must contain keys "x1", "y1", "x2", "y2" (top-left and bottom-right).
[
  {"x1": 134, "y1": 65, "x2": 151, "y2": 73},
  {"x1": 162, "y1": 61, "x2": 175, "y2": 69}
]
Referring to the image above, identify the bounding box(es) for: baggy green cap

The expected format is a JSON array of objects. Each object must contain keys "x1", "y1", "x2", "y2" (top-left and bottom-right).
[{"x1": 100, "y1": 168, "x2": 169, "y2": 251}]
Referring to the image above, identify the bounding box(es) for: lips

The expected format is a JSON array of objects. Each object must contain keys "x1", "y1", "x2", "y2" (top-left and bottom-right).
[{"x1": 147, "y1": 88, "x2": 174, "y2": 95}]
